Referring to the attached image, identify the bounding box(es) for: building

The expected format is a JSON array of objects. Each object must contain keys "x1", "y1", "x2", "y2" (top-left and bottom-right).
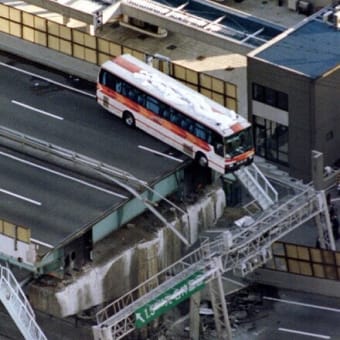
[{"x1": 248, "y1": 5, "x2": 340, "y2": 181}]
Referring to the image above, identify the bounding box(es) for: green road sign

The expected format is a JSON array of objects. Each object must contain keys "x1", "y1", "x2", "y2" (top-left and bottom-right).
[{"x1": 135, "y1": 270, "x2": 206, "y2": 328}]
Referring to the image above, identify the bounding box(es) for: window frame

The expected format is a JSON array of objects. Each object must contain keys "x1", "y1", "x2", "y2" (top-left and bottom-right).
[{"x1": 252, "y1": 83, "x2": 288, "y2": 111}]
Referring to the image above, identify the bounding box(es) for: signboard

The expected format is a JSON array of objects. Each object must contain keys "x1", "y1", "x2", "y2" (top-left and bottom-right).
[{"x1": 135, "y1": 270, "x2": 206, "y2": 328}]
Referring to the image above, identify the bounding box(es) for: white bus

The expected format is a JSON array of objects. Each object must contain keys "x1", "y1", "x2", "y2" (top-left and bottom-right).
[{"x1": 97, "y1": 54, "x2": 254, "y2": 174}]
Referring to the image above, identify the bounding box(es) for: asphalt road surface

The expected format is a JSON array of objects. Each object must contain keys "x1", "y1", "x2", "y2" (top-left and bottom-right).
[
  {"x1": 230, "y1": 285, "x2": 340, "y2": 340},
  {"x1": 0, "y1": 51, "x2": 187, "y2": 182},
  {"x1": 0, "y1": 51, "x2": 188, "y2": 247}
]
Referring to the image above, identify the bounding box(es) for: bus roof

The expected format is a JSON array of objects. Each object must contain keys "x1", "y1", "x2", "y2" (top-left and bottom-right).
[{"x1": 101, "y1": 54, "x2": 250, "y2": 136}]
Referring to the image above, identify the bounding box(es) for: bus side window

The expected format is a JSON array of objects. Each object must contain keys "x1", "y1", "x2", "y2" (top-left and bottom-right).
[
  {"x1": 127, "y1": 87, "x2": 137, "y2": 101},
  {"x1": 170, "y1": 110, "x2": 181, "y2": 125},
  {"x1": 115, "y1": 80, "x2": 123, "y2": 93},
  {"x1": 188, "y1": 124, "x2": 194, "y2": 133},
  {"x1": 181, "y1": 117, "x2": 194, "y2": 132},
  {"x1": 194, "y1": 123, "x2": 207, "y2": 141},
  {"x1": 146, "y1": 96, "x2": 160, "y2": 115},
  {"x1": 162, "y1": 108, "x2": 170, "y2": 120},
  {"x1": 121, "y1": 83, "x2": 130, "y2": 96},
  {"x1": 211, "y1": 133, "x2": 224, "y2": 156},
  {"x1": 187, "y1": 118, "x2": 194, "y2": 133},
  {"x1": 107, "y1": 73, "x2": 116, "y2": 89},
  {"x1": 206, "y1": 131, "x2": 212, "y2": 144},
  {"x1": 180, "y1": 119, "x2": 188, "y2": 130},
  {"x1": 99, "y1": 70, "x2": 106, "y2": 85},
  {"x1": 137, "y1": 92, "x2": 145, "y2": 106},
  {"x1": 215, "y1": 143, "x2": 224, "y2": 156},
  {"x1": 100, "y1": 71, "x2": 116, "y2": 89}
]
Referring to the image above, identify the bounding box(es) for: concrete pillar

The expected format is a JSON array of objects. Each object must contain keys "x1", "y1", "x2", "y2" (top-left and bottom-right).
[
  {"x1": 88, "y1": 24, "x2": 95, "y2": 36},
  {"x1": 62, "y1": 16, "x2": 70, "y2": 26},
  {"x1": 311, "y1": 150, "x2": 324, "y2": 190},
  {"x1": 189, "y1": 291, "x2": 201, "y2": 340},
  {"x1": 137, "y1": 241, "x2": 160, "y2": 337}
]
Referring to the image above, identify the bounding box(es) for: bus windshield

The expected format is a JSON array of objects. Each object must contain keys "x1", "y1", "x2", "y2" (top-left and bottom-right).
[{"x1": 225, "y1": 127, "x2": 253, "y2": 157}]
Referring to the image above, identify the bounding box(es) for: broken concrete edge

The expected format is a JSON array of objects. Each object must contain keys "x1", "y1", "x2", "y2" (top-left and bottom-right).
[{"x1": 27, "y1": 187, "x2": 227, "y2": 318}]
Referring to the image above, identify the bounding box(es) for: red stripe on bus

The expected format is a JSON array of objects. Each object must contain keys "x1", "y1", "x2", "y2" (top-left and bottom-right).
[
  {"x1": 231, "y1": 149, "x2": 255, "y2": 162},
  {"x1": 114, "y1": 56, "x2": 141, "y2": 73},
  {"x1": 99, "y1": 87, "x2": 211, "y2": 152},
  {"x1": 98, "y1": 95, "x2": 248, "y2": 173},
  {"x1": 136, "y1": 119, "x2": 226, "y2": 172},
  {"x1": 230, "y1": 122, "x2": 243, "y2": 133}
]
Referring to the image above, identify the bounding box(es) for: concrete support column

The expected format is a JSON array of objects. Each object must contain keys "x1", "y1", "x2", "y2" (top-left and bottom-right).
[
  {"x1": 311, "y1": 150, "x2": 324, "y2": 190},
  {"x1": 137, "y1": 241, "x2": 160, "y2": 337},
  {"x1": 62, "y1": 16, "x2": 70, "y2": 26},
  {"x1": 189, "y1": 291, "x2": 201, "y2": 340},
  {"x1": 88, "y1": 25, "x2": 95, "y2": 36}
]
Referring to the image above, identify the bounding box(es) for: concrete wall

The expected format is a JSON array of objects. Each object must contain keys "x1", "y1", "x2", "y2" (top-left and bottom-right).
[
  {"x1": 28, "y1": 187, "x2": 226, "y2": 318},
  {"x1": 249, "y1": 268, "x2": 340, "y2": 298},
  {"x1": 314, "y1": 68, "x2": 340, "y2": 167}
]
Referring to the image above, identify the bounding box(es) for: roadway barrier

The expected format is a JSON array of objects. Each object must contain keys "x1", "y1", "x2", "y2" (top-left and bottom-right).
[
  {"x1": 0, "y1": 3, "x2": 238, "y2": 112},
  {"x1": 267, "y1": 241, "x2": 340, "y2": 281},
  {"x1": 0, "y1": 219, "x2": 30, "y2": 244}
]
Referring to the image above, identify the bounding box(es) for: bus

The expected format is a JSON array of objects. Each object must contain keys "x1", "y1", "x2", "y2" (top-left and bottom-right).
[{"x1": 96, "y1": 54, "x2": 254, "y2": 174}]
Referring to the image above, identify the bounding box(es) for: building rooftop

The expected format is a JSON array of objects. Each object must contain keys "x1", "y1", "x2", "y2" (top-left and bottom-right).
[
  {"x1": 124, "y1": 0, "x2": 285, "y2": 50},
  {"x1": 253, "y1": 7, "x2": 340, "y2": 78}
]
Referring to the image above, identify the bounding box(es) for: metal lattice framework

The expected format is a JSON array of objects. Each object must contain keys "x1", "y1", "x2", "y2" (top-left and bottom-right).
[
  {"x1": 0, "y1": 265, "x2": 47, "y2": 340},
  {"x1": 235, "y1": 162, "x2": 278, "y2": 210},
  {"x1": 92, "y1": 184, "x2": 334, "y2": 340}
]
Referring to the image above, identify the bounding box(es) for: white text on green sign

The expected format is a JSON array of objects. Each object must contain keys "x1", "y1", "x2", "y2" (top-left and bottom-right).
[{"x1": 135, "y1": 270, "x2": 205, "y2": 328}]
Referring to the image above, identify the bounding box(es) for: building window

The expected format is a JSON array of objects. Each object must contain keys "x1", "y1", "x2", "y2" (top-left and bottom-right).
[
  {"x1": 253, "y1": 83, "x2": 265, "y2": 102},
  {"x1": 326, "y1": 131, "x2": 334, "y2": 141},
  {"x1": 253, "y1": 115, "x2": 288, "y2": 166},
  {"x1": 252, "y1": 83, "x2": 288, "y2": 111},
  {"x1": 277, "y1": 91, "x2": 288, "y2": 110}
]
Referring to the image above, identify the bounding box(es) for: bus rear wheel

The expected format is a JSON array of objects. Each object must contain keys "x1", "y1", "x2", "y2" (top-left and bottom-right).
[
  {"x1": 123, "y1": 111, "x2": 135, "y2": 127},
  {"x1": 195, "y1": 153, "x2": 208, "y2": 168}
]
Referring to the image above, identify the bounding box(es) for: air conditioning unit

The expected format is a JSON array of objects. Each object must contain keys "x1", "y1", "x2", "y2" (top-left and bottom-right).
[
  {"x1": 323, "y1": 10, "x2": 333, "y2": 23},
  {"x1": 288, "y1": 0, "x2": 298, "y2": 11},
  {"x1": 297, "y1": 0, "x2": 313, "y2": 15},
  {"x1": 335, "y1": 11, "x2": 340, "y2": 29}
]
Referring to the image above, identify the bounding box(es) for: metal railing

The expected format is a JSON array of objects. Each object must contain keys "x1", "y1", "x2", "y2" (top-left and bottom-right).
[
  {"x1": 235, "y1": 162, "x2": 278, "y2": 210},
  {"x1": 92, "y1": 182, "x2": 334, "y2": 339},
  {"x1": 0, "y1": 265, "x2": 47, "y2": 340}
]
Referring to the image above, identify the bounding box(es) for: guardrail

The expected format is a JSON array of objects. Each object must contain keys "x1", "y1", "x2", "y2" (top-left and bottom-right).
[{"x1": 0, "y1": 125, "x2": 143, "y2": 185}]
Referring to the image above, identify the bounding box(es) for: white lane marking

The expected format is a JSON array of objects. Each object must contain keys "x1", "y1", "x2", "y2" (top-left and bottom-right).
[
  {"x1": 30, "y1": 238, "x2": 53, "y2": 249},
  {"x1": 0, "y1": 188, "x2": 41, "y2": 206},
  {"x1": 0, "y1": 61, "x2": 96, "y2": 98},
  {"x1": 12, "y1": 100, "x2": 64, "y2": 120},
  {"x1": 0, "y1": 151, "x2": 128, "y2": 199},
  {"x1": 138, "y1": 145, "x2": 184, "y2": 163},
  {"x1": 278, "y1": 327, "x2": 330, "y2": 339},
  {"x1": 264, "y1": 296, "x2": 340, "y2": 313}
]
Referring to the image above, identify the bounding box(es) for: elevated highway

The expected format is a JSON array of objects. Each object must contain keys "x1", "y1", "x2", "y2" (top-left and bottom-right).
[{"x1": 0, "y1": 52, "x2": 190, "y2": 274}]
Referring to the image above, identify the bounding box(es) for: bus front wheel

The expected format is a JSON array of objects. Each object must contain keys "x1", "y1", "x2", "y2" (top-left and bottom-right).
[
  {"x1": 123, "y1": 112, "x2": 135, "y2": 127},
  {"x1": 195, "y1": 153, "x2": 208, "y2": 168}
]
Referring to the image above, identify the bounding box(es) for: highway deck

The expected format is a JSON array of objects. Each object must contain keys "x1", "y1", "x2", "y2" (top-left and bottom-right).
[{"x1": 0, "y1": 51, "x2": 188, "y2": 248}]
